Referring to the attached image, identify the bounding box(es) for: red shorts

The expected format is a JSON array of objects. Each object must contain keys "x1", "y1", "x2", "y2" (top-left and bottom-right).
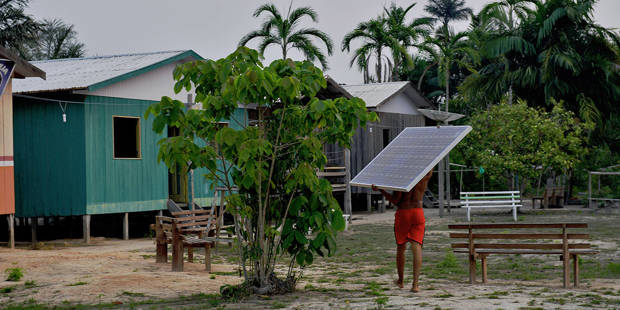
[{"x1": 394, "y1": 208, "x2": 425, "y2": 245}]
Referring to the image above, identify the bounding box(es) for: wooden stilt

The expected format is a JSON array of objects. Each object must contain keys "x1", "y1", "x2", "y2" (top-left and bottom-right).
[
  {"x1": 123, "y1": 213, "x2": 129, "y2": 240},
  {"x1": 366, "y1": 193, "x2": 371, "y2": 212},
  {"x1": 31, "y1": 217, "x2": 37, "y2": 246},
  {"x1": 7, "y1": 214, "x2": 14, "y2": 249},
  {"x1": 83, "y1": 215, "x2": 91, "y2": 244},
  {"x1": 205, "y1": 244, "x2": 211, "y2": 272},
  {"x1": 344, "y1": 148, "x2": 352, "y2": 217}
]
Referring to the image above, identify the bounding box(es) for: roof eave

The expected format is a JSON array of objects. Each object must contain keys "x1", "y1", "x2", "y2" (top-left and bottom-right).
[{"x1": 0, "y1": 46, "x2": 46, "y2": 80}]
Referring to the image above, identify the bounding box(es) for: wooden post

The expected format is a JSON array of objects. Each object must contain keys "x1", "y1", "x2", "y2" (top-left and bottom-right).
[
  {"x1": 562, "y1": 224, "x2": 569, "y2": 288},
  {"x1": 187, "y1": 247, "x2": 193, "y2": 262},
  {"x1": 572, "y1": 254, "x2": 579, "y2": 288},
  {"x1": 366, "y1": 192, "x2": 372, "y2": 213},
  {"x1": 587, "y1": 172, "x2": 592, "y2": 208},
  {"x1": 381, "y1": 197, "x2": 386, "y2": 213},
  {"x1": 439, "y1": 160, "x2": 445, "y2": 218},
  {"x1": 205, "y1": 244, "x2": 212, "y2": 272},
  {"x1": 446, "y1": 155, "x2": 451, "y2": 213},
  {"x1": 344, "y1": 148, "x2": 352, "y2": 217},
  {"x1": 30, "y1": 217, "x2": 37, "y2": 245},
  {"x1": 155, "y1": 217, "x2": 167, "y2": 263},
  {"x1": 481, "y1": 254, "x2": 488, "y2": 284},
  {"x1": 7, "y1": 214, "x2": 14, "y2": 249},
  {"x1": 171, "y1": 220, "x2": 184, "y2": 271},
  {"x1": 123, "y1": 213, "x2": 129, "y2": 240},
  {"x1": 468, "y1": 226, "x2": 476, "y2": 284},
  {"x1": 83, "y1": 215, "x2": 91, "y2": 244}
]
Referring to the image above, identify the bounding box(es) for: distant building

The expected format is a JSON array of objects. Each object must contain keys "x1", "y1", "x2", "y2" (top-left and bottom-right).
[
  {"x1": 0, "y1": 46, "x2": 45, "y2": 248},
  {"x1": 12, "y1": 50, "x2": 246, "y2": 242}
]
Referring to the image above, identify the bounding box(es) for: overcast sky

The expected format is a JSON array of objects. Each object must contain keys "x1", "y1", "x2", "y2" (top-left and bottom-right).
[{"x1": 26, "y1": 0, "x2": 620, "y2": 85}]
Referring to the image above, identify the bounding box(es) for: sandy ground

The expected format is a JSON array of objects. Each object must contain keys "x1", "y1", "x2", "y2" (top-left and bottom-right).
[
  {"x1": 0, "y1": 206, "x2": 617, "y2": 309},
  {"x1": 0, "y1": 238, "x2": 241, "y2": 306}
]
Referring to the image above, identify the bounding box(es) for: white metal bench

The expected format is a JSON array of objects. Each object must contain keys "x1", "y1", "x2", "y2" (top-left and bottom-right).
[{"x1": 460, "y1": 191, "x2": 522, "y2": 222}]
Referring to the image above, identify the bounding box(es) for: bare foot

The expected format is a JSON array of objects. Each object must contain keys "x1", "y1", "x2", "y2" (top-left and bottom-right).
[
  {"x1": 411, "y1": 286, "x2": 420, "y2": 293},
  {"x1": 393, "y1": 279, "x2": 404, "y2": 289}
]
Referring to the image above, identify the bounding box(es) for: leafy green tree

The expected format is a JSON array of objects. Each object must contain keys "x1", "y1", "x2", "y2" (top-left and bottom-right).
[
  {"x1": 424, "y1": 0, "x2": 473, "y2": 31},
  {"x1": 27, "y1": 19, "x2": 86, "y2": 60},
  {"x1": 0, "y1": 0, "x2": 39, "y2": 57},
  {"x1": 146, "y1": 47, "x2": 376, "y2": 294},
  {"x1": 458, "y1": 99, "x2": 592, "y2": 193},
  {"x1": 239, "y1": 3, "x2": 333, "y2": 69}
]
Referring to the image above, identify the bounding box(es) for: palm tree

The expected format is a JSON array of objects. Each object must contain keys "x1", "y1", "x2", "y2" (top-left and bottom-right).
[
  {"x1": 480, "y1": 0, "x2": 535, "y2": 32},
  {"x1": 419, "y1": 28, "x2": 479, "y2": 112},
  {"x1": 29, "y1": 19, "x2": 86, "y2": 60},
  {"x1": 424, "y1": 0, "x2": 473, "y2": 31},
  {"x1": 0, "y1": 0, "x2": 40, "y2": 58},
  {"x1": 239, "y1": 3, "x2": 333, "y2": 69},
  {"x1": 384, "y1": 3, "x2": 433, "y2": 81},
  {"x1": 342, "y1": 18, "x2": 392, "y2": 83}
]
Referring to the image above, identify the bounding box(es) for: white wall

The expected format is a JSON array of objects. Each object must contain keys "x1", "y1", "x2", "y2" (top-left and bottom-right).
[
  {"x1": 375, "y1": 92, "x2": 420, "y2": 115},
  {"x1": 78, "y1": 57, "x2": 194, "y2": 102}
]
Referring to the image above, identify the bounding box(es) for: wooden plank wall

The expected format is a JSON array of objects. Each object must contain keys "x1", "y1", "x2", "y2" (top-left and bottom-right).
[
  {"x1": 0, "y1": 79, "x2": 14, "y2": 215},
  {"x1": 325, "y1": 112, "x2": 425, "y2": 194}
]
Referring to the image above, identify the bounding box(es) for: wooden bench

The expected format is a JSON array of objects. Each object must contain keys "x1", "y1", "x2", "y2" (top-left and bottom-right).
[
  {"x1": 460, "y1": 191, "x2": 522, "y2": 222},
  {"x1": 155, "y1": 209, "x2": 216, "y2": 272},
  {"x1": 532, "y1": 187, "x2": 565, "y2": 209},
  {"x1": 449, "y1": 223, "x2": 599, "y2": 288}
]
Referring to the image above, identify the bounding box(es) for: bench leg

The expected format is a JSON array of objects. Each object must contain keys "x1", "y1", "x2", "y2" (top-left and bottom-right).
[
  {"x1": 572, "y1": 254, "x2": 579, "y2": 288},
  {"x1": 513, "y1": 207, "x2": 517, "y2": 222},
  {"x1": 188, "y1": 246, "x2": 194, "y2": 263},
  {"x1": 562, "y1": 254, "x2": 570, "y2": 288},
  {"x1": 205, "y1": 243, "x2": 212, "y2": 272},
  {"x1": 172, "y1": 240, "x2": 184, "y2": 272},
  {"x1": 469, "y1": 255, "x2": 476, "y2": 284},
  {"x1": 156, "y1": 241, "x2": 168, "y2": 263},
  {"x1": 481, "y1": 254, "x2": 488, "y2": 284}
]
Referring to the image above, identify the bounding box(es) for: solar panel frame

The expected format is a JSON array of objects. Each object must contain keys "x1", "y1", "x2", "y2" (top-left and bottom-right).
[{"x1": 350, "y1": 125, "x2": 472, "y2": 192}]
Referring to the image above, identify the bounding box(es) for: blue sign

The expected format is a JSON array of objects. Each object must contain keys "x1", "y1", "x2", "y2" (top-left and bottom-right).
[{"x1": 0, "y1": 59, "x2": 16, "y2": 97}]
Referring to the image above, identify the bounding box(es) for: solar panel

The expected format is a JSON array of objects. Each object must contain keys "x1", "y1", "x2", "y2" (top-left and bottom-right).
[{"x1": 350, "y1": 125, "x2": 472, "y2": 192}]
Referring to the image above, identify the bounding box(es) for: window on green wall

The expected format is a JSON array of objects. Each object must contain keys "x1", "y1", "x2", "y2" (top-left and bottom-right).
[{"x1": 113, "y1": 116, "x2": 141, "y2": 159}]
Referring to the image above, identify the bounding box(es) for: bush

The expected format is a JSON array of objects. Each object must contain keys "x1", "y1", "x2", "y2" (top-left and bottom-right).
[{"x1": 5, "y1": 268, "x2": 23, "y2": 282}]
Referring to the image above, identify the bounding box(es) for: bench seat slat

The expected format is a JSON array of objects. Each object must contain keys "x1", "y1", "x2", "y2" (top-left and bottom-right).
[
  {"x1": 174, "y1": 215, "x2": 216, "y2": 222},
  {"x1": 461, "y1": 196, "x2": 519, "y2": 200},
  {"x1": 171, "y1": 209, "x2": 212, "y2": 216},
  {"x1": 449, "y1": 233, "x2": 589, "y2": 239},
  {"x1": 451, "y1": 243, "x2": 591, "y2": 250},
  {"x1": 461, "y1": 191, "x2": 519, "y2": 194},
  {"x1": 462, "y1": 200, "x2": 520, "y2": 204},
  {"x1": 463, "y1": 205, "x2": 522, "y2": 208},
  {"x1": 448, "y1": 223, "x2": 588, "y2": 229}
]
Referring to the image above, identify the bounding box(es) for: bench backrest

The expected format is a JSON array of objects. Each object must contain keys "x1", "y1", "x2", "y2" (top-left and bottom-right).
[
  {"x1": 460, "y1": 191, "x2": 521, "y2": 208},
  {"x1": 448, "y1": 223, "x2": 591, "y2": 251},
  {"x1": 156, "y1": 208, "x2": 216, "y2": 240}
]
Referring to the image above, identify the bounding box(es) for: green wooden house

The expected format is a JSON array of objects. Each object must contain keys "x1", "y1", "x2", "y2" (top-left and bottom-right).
[{"x1": 12, "y1": 51, "x2": 246, "y2": 242}]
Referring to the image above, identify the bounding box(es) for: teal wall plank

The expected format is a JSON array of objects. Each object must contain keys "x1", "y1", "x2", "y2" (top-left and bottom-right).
[
  {"x1": 84, "y1": 95, "x2": 168, "y2": 214},
  {"x1": 13, "y1": 97, "x2": 87, "y2": 217}
]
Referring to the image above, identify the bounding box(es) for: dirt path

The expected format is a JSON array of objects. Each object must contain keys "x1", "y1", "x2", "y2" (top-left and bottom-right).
[{"x1": 0, "y1": 238, "x2": 240, "y2": 306}]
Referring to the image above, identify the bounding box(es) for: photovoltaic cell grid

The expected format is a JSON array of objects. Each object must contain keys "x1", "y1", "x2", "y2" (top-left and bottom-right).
[{"x1": 350, "y1": 126, "x2": 472, "y2": 192}]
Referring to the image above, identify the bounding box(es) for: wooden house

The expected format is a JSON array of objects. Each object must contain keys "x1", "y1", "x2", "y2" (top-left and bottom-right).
[
  {"x1": 12, "y1": 51, "x2": 246, "y2": 242},
  {"x1": 0, "y1": 46, "x2": 45, "y2": 248},
  {"x1": 324, "y1": 81, "x2": 433, "y2": 211}
]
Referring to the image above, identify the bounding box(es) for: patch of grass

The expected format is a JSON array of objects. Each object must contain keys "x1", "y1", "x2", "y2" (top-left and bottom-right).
[
  {"x1": 545, "y1": 297, "x2": 566, "y2": 305},
  {"x1": 24, "y1": 280, "x2": 36, "y2": 288},
  {"x1": 374, "y1": 296, "x2": 388, "y2": 309},
  {"x1": 140, "y1": 254, "x2": 155, "y2": 260},
  {"x1": 1, "y1": 286, "x2": 16, "y2": 293},
  {"x1": 364, "y1": 281, "x2": 385, "y2": 297},
  {"x1": 271, "y1": 301, "x2": 287, "y2": 309},
  {"x1": 486, "y1": 291, "x2": 510, "y2": 299},
  {"x1": 210, "y1": 275, "x2": 216, "y2": 280},
  {"x1": 5, "y1": 268, "x2": 23, "y2": 281},
  {"x1": 432, "y1": 292, "x2": 454, "y2": 298},
  {"x1": 607, "y1": 262, "x2": 620, "y2": 276},
  {"x1": 122, "y1": 291, "x2": 146, "y2": 297},
  {"x1": 67, "y1": 281, "x2": 88, "y2": 286},
  {"x1": 211, "y1": 271, "x2": 238, "y2": 276}
]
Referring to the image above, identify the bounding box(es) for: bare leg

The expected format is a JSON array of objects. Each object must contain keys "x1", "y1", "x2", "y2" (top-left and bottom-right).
[
  {"x1": 411, "y1": 242, "x2": 422, "y2": 292},
  {"x1": 395, "y1": 243, "x2": 406, "y2": 288}
]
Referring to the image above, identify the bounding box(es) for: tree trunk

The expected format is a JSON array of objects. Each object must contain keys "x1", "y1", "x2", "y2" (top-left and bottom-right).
[
  {"x1": 445, "y1": 68, "x2": 450, "y2": 112},
  {"x1": 418, "y1": 61, "x2": 437, "y2": 91},
  {"x1": 376, "y1": 49, "x2": 382, "y2": 83}
]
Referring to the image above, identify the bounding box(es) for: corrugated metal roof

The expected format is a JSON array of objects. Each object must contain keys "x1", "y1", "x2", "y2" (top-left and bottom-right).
[
  {"x1": 13, "y1": 50, "x2": 196, "y2": 93},
  {"x1": 342, "y1": 81, "x2": 410, "y2": 108}
]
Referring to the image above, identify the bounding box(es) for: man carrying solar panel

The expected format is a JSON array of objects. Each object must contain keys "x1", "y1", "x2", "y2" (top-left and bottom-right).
[{"x1": 372, "y1": 169, "x2": 433, "y2": 293}]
